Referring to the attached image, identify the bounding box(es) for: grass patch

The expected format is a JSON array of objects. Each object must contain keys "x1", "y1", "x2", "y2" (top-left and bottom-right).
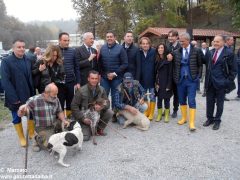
[{"x1": 0, "y1": 100, "x2": 11, "y2": 124}]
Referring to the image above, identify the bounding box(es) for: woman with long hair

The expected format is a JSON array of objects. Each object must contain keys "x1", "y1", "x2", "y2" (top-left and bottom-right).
[
  {"x1": 32, "y1": 45, "x2": 65, "y2": 109},
  {"x1": 155, "y1": 43, "x2": 173, "y2": 122}
]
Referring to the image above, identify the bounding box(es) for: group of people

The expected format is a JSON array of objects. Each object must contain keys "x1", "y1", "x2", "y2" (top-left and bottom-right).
[{"x1": 0, "y1": 29, "x2": 238, "y2": 152}]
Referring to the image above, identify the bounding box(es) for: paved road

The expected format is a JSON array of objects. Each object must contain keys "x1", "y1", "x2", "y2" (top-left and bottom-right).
[{"x1": 0, "y1": 83, "x2": 240, "y2": 180}]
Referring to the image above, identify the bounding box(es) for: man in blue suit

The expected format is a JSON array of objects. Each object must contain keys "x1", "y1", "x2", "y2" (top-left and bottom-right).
[
  {"x1": 1, "y1": 39, "x2": 34, "y2": 147},
  {"x1": 203, "y1": 35, "x2": 237, "y2": 130}
]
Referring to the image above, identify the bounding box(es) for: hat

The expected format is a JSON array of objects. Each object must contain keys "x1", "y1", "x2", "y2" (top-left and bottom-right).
[{"x1": 123, "y1": 72, "x2": 133, "y2": 83}]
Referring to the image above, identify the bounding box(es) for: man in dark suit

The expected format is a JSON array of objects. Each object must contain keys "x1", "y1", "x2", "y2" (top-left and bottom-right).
[
  {"x1": 75, "y1": 32, "x2": 98, "y2": 86},
  {"x1": 203, "y1": 35, "x2": 237, "y2": 130},
  {"x1": 122, "y1": 31, "x2": 140, "y2": 80},
  {"x1": 1, "y1": 39, "x2": 35, "y2": 147},
  {"x1": 201, "y1": 42, "x2": 209, "y2": 97},
  {"x1": 167, "y1": 30, "x2": 181, "y2": 118}
]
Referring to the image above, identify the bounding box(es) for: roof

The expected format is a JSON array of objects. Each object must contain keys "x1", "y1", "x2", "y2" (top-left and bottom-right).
[{"x1": 139, "y1": 27, "x2": 240, "y2": 38}]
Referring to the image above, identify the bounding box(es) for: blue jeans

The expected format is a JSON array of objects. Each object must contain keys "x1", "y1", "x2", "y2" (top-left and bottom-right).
[
  {"x1": 117, "y1": 103, "x2": 148, "y2": 125},
  {"x1": 100, "y1": 77, "x2": 122, "y2": 109},
  {"x1": 177, "y1": 78, "x2": 197, "y2": 108},
  {"x1": 144, "y1": 88, "x2": 156, "y2": 102},
  {"x1": 11, "y1": 111, "x2": 22, "y2": 124}
]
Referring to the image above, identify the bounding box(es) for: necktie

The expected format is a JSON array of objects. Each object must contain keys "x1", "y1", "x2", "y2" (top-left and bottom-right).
[
  {"x1": 88, "y1": 47, "x2": 91, "y2": 54},
  {"x1": 212, "y1": 50, "x2": 218, "y2": 64},
  {"x1": 185, "y1": 48, "x2": 188, "y2": 58}
]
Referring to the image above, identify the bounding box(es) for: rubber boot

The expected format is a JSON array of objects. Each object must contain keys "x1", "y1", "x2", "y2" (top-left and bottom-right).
[
  {"x1": 156, "y1": 108, "x2": 162, "y2": 122},
  {"x1": 144, "y1": 102, "x2": 150, "y2": 117},
  {"x1": 28, "y1": 119, "x2": 35, "y2": 139},
  {"x1": 164, "y1": 109, "x2": 170, "y2": 123},
  {"x1": 14, "y1": 123, "x2": 26, "y2": 147},
  {"x1": 189, "y1": 108, "x2": 196, "y2": 131},
  {"x1": 65, "y1": 110, "x2": 72, "y2": 118},
  {"x1": 178, "y1": 105, "x2": 188, "y2": 125},
  {"x1": 148, "y1": 102, "x2": 156, "y2": 121}
]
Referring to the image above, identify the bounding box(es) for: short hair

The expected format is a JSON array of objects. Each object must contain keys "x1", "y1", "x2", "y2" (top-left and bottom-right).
[
  {"x1": 139, "y1": 37, "x2": 151, "y2": 45},
  {"x1": 215, "y1": 34, "x2": 225, "y2": 41},
  {"x1": 224, "y1": 35, "x2": 233, "y2": 42},
  {"x1": 59, "y1": 32, "x2": 69, "y2": 40},
  {"x1": 88, "y1": 70, "x2": 99, "y2": 77},
  {"x1": 106, "y1": 30, "x2": 115, "y2": 37},
  {"x1": 168, "y1": 30, "x2": 179, "y2": 37},
  {"x1": 179, "y1": 32, "x2": 191, "y2": 41},
  {"x1": 12, "y1": 39, "x2": 25, "y2": 45},
  {"x1": 124, "y1": 31, "x2": 133, "y2": 36},
  {"x1": 29, "y1": 46, "x2": 36, "y2": 53},
  {"x1": 83, "y1": 32, "x2": 94, "y2": 40}
]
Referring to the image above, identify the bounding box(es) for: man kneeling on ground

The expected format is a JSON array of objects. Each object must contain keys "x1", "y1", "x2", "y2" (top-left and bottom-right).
[
  {"x1": 71, "y1": 70, "x2": 113, "y2": 141},
  {"x1": 18, "y1": 83, "x2": 69, "y2": 152},
  {"x1": 115, "y1": 72, "x2": 148, "y2": 125}
]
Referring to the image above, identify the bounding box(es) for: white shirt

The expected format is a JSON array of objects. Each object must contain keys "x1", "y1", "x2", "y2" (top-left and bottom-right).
[{"x1": 183, "y1": 44, "x2": 190, "y2": 58}]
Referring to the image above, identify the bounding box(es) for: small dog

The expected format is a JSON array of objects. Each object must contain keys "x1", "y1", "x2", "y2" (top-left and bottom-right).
[
  {"x1": 117, "y1": 109, "x2": 150, "y2": 131},
  {"x1": 47, "y1": 121, "x2": 83, "y2": 167},
  {"x1": 84, "y1": 98, "x2": 108, "y2": 145}
]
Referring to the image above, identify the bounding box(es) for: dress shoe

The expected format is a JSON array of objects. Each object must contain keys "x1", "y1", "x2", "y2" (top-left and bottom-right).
[
  {"x1": 203, "y1": 119, "x2": 214, "y2": 127},
  {"x1": 96, "y1": 129, "x2": 107, "y2": 136},
  {"x1": 212, "y1": 121, "x2": 221, "y2": 130},
  {"x1": 171, "y1": 111, "x2": 177, "y2": 118}
]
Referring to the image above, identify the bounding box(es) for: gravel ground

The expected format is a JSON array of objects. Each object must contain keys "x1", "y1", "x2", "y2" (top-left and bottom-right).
[{"x1": 0, "y1": 83, "x2": 240, "y2": 180}]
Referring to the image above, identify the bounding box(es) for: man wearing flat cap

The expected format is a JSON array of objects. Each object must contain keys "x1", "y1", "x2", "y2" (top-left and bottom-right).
[{"x1": 114, "y1": 72, "x2": 147, "y2": 125}]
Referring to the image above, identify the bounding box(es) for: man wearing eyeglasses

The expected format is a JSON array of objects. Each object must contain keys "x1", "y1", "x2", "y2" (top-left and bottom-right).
[{"x1": 18, "y1": 83, "x2": 69, "y2": 152}]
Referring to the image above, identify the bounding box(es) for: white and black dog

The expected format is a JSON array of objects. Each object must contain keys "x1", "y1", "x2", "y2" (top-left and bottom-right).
[{"x1": 47, "y1": 121, "x2": 83, "y2": 167}]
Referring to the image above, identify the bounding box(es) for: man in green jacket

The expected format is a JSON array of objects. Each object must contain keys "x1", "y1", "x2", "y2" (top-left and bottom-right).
[{"x1": 71, "y1": 70, "x2": 113, "y2": 141}]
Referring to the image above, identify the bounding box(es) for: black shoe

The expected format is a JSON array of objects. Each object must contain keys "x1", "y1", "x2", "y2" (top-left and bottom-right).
[
  {"x1": 224, "y1": 97, "x2": 230, "y2": 101},
  {"x1": 212, "y1": 121, "x2": 221, "y2": 130},
  {"x1": 203, "y1": 119, "x2": 214, "y2": 127},
  {"x1": 171, "y1": 111, "x2": 177, "y2": 118}
]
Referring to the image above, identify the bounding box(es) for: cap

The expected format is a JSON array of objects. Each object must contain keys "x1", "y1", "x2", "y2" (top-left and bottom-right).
[{"x1": 123, "y1": 72, "x2": 133, "y2": 83}]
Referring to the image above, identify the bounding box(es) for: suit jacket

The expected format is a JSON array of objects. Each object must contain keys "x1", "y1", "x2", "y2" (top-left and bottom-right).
[
  {"x1": 204, "y1": 46, "x2": 237, "y2": 91},
  {"x1": 75, "y1": 45, "x2": 98, "y2": 86},
  {"x1": 172, "y1": 45, "x2": 202, "y2": 84},
  {"x1": 1, "y1": 53, "x2": 34, "y2": 111}
]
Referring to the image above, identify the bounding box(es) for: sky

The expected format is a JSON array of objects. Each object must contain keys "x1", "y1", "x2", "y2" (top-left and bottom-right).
[{"x1": 3, "y1": 0, "x2": 78, "y2": 22}]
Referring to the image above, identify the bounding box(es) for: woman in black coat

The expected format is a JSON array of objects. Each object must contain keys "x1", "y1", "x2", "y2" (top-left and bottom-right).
[
  {"x1": 155, "y1": 43, "x2": 173, "y2": 122},
  {"x1": 32, "y1": 45, "x2": 65, "y2": 109}
]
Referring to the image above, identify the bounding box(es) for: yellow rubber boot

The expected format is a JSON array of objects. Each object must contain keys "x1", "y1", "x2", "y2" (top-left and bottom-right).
[
  {"x1": 14, "y1": 123, "x2": 26, "y2": 147},
  {"x1": 65, "y1": 110, "x2": 72, "y2": 118},
  {"x1": 189, "y1": 108, "x2": 196, "y2": 131},
  {"x1": 148, "y1": 102, "x2": 156, "y2": 120},
  {"x1": 28, "y1": 120, "x2": 35, "y2": 139},
  {"x1": 164, "y1": 109, "x2": 170, "y2": 123},
  {"x1": 144, "y1": 102, "x2": 150, "y2": 117},
  {"x1": 178, "y1": 105, "x2": 188, "y2": 125},
  {"x1": 156, "y1": 108, "x2": 162, "y2": 122}
]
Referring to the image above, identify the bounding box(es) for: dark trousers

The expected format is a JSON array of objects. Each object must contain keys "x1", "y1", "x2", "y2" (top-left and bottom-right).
[
  {"x1": 172, "y1": 82, "x2": 179, "y2": 112},
  {"x1": 177, "y1": 78, "x2": 197, "y2": 108},
  {"x1": 237, "y1": 64, "x2": 240, "y2": 97},
  {"x1": 57, "y1": 81, "x2": 75, "y2": 111},
  {"x1": 81, "y1": 109, "x2": 113, "y2": 141},
  {"x1": 206, "y1": 83, "x2": 225, "y2": 122},
  {"x1": 157, "y1": 98, "x2": 170, "y2": 109}
]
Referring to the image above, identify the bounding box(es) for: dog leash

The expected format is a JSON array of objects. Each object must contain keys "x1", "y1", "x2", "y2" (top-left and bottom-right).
[{"x1": 99, "y1": 119, "x2": 127, "y2": 139}]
